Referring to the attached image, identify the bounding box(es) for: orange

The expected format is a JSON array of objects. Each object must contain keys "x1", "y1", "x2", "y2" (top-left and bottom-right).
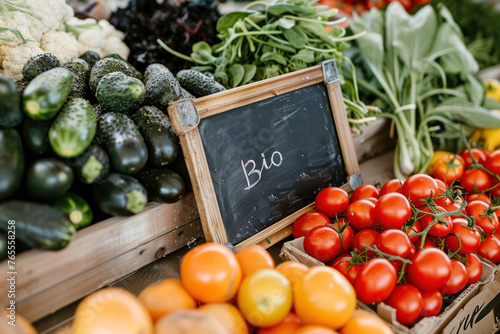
[
  {"x1": 340, "y1": 309, "x2": 393, "y2": 334},
  {"x1": 0, "y1": 309, "x2": 37, "y2": 334},
  {"x1": 138, "y1": 279, "x2": 196, "y2": 322},
  {"x1": 181, "y1": 242, "x2": 242, "y2": 303},
  {"x1": 155, "y1": 309, "x2": 230, "y2": 334},
  {"x1": 258, "y1": 312, "x2": 301, "y2": 334},
  {"x1": 198, "y1": 303, "x2": 248, "y2": 334},
  {"x1": 236, "y1": 245, "x2": 275, "y2": 277},
  {"x1": 293, "y1": 266, "x2": 356, "y2": 329},
  {"x1": 73, "y1": 287, "x2": 153, "y2": 334},
  {"x1": 275, "y1": 261, "x2": 308, "y2": 290},
  {"x1": 297, "y1": 325, "x2": 339, "y2": 334}
]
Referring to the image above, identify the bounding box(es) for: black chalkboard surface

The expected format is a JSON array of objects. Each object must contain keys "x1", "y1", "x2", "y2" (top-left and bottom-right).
[{"x1": 199, "y1": 83, "x2": 348, "y2": 245}]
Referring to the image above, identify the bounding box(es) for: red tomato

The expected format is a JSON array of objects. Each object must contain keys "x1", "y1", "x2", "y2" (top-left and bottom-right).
[
  {"x1": 444, "y1": 219, "x2": 481, "y2": 254},
  {"x1": 292, "y1": 212, "x2": 330, "y2": 239},
  {"x1": 466, "y1": 200, "x2": 499, "y2": 234},
  {"x1": 440, "y1": 260, "x2": 467, "y2": 296},
  {"x1": 465, "y1": 193, "x2": 491, "y2": 204},
  {"x1": 408, "y1": 244, "x2": 417, "y2": 260},
  {"x1": 459, "y1": 148, "x2": 487, "y2": 168},
  {"x1": 375, "y1": 193, "x2": 412, "y2": 229},
  {"x1": 408, "y1": 248, "x2": 452, "y2": 292},
  {"x1": 461, "y1": 169, "x2": 491, "y2": 193},
  {"x1": 489, "y1": 177, "x2": 500, "y2": 198},
  {"x1": 353, "y1": 229, "x2": 380, "y2": 258},
  {"x1": 303, "y1": 226, "x2": 342, "y2": 263},
  {"x1": 476, "y1": 235, "x2": 500, "y2": 264},
  {"x1": 484, "y1": 150, "x2": 500, "y2": 175},
  {"x1": 331, "y1": 255, "x2": 361, "y2": 285},
  {"x1": 433, "y1": 154, "x2": 465, "y2": 185},
  {"x1": 346, "y1": 199, "x2": 378, "y2": 231},
  {"x1": 435, "y1": 178, "x2": 447, "y2": 192},
  {"x1": 363, "y1": 197, "x2": 378, "y2": 205},
  {"x1": 402, "y1": 174, "x2": 439, "y2": 206},
  {"x1": 420, "y1": 290, "x2": 443, "y2": 318},
  {"x1": 465, "y1": 253, "x2": 483, "y2": 285},
  {"x1": 379, "y1": 179, "x2": 403, "y2": 196},
  {"x1": 405, "y1": 221, "x2": 422, "y2": 243},
  {"x1": 331, "y1": 224, "x2": 354, "y2": 253},
  {"x1": 354, "y1": 258, "x2": 397, "y2": 304},
  {"x1": 375, "y1": 229, "x2": 412, "y2": 259},
  {"x1": 385, "y1": 284, "x2": 423, "y2": 327},
  {"x1": 351, "y1": 184, "x2": 380, "y2": 202},
  {"x1": 315, "y1": 187, "x2": 349, "y2": 218},
  {"x1": 440, "y1": 199, "x2": 466, "y2": 220},
  {"x1": 419, "y1": 207, "x2": 453, "y2": 238}
]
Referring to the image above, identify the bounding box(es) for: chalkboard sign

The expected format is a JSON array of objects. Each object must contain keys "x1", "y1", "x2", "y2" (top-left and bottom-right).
[{"x1": 168, "y1": 60, "x2": 361, "y2": 250}]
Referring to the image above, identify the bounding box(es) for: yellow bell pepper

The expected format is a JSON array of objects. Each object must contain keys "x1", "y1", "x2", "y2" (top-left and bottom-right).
[{"x1": 485, "y1": 79, "x2": 500, "y2": 103}]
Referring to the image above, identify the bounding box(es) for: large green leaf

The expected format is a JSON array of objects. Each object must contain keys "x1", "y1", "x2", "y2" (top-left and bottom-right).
[
  {"x1": 428, "y1": 98, "x2": 500, "y2": 128},
  {"x1": 261, "y1": 52, "x2": 287, "y2": 65},
  {"x1": 281, "y1": 26, "x2": 307, "y2": 49},
  {"x1": 290, "y1": 49, "x2": 315, "y2": 63},
  {"x1": 228, "y1": 64, "x2": 244, "y2": 88},
  {"x1": 216, "y1": 11, "x2": 255, "y2": 33},
  {"x1": 242, "y1": 64, "x2": 257, "y2": 85},
  {"x1": 266, "y1": 4, "x2": 316, "y2": 17}
]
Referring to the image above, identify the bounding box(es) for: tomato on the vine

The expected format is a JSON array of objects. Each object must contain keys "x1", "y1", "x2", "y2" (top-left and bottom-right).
[
  {"x1": 351, "y1": 184, "x2": 380, "y2": 202},
  {"x1": 292, "y1": 212, "x2": 330, "y2": 239},
  {"x1": 379, "y1": 179, "x2": 403, "y2": 196},
  {"x1": 405, "y1": 221, "x2": 422, "y2": 243},
  {"x1": 353, "y1": 229, "x2": 379, "y2": 258},
  {"x1": 303, "y1": 226, "x2": 342, "y2": 263},
  {"x1": 315, "y1": 187, "x2": 349, "y2": 218},
  {"x1": 408, "y1": 248, "x2": 452, "y2": 292},
  {"x1": 420, "y1": 290, "x2": 443, "y2": 318},
  {"x1": 459, "y1": 148, "x2": 487, "y2": 168},
  {"x1": 484, "y1": 150, "x2": 500, "y2": 175},
  {"x1": 460, "y1": 169, "x2": 491, "y2": 193},
  {"x1": 465, "y1": 193, "x2": 490, "y2": 204},
  {"x1": 346, "y1": 199, "x2": 378, "y2": 231},
  {"x1": 402, "y1": 174, "x2": 439, "y2": 206},
  {"x1": 375, "y1": 193, "x2": 412, "y2": 229},
  {"x1": 466, "y1": 200, "x2": 498, "y2": 234},
  {"x1": 489, "y1": 177, "x2": 500, "y2": 198},
  {"x1": 440, "y1": 199, "x2": 466, "y2": 220},
  {"x1": 476, "y1": 235, "x2": 500, "y2": 264},
  {"x1": 330, "y1": 223, "x2": 354, "y2": 253},
  {"x1": 385, "y1": 284, "x2": 423, "y2": 327},
  {"x1": 444, "y1": 218, "x2": 481, "y2": 254},
  {"x1": 331, "y1": 255, "x2": 361, "y2": 285},
  {"x1": 354, "y1": 258, "x2": 397, "y2": 304},
  {"x1": 375, "y1": 229, "x2": 412, "y2": 259},
  {"x1": 464, "y1": 253, "x2": 483, "y2": 285},
  {"x1": 433, "y1": 154, "x2": 465, "y2": 185},
  {"x1": 419, "y1": 206, "x2": 453, "y2": 238},
  {"x1": 440, "y1": 260, "x2": 467, "y2": 296}
]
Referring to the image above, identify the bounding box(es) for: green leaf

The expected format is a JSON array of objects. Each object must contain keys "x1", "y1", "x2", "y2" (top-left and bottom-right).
[
  {"x1": 192, "y1": 41, "x2": 212, "y2": 55},
  {"x1": 228, "y1": 64, "x2": 244, "y2": 88},
  {"x1": 266, "y1": 4, "x2": 316, "y2": 17},
  {"x1": 242, "y1": 64, "x2": 257, "y2": 86},
  {"x1": 0, "y1": 27, "x2": 32, "y2": 42},
  {"x1": 216, "y1": 11, "x2": 255, "y2": 33},
  {"x1": 437, "y1": 5, "x2": 462, "y2": 38},
  {"x1": 278, "y1": 18, "x2": 295, "y2": 29},
  {"x1": 265, "y1": 65, "x2": 281, "y2": 79},
  {"x1": 465, "y1": 75, "x2": 485, "y2": 106},
  {"x1": 261, "y1": 52, "x2": 287, "y2": 66},
  {"x1": 281, "y1": 25, "x2": 307, "y2": 49},
  {"x1": 428, "y1": 98, "x2": 500, "y2": 129},
  {"x1": 290, "y1": 49, "x2": 315, "y2": 63},
  {"x1": 483, "y1": 97, "x2": 500, "y2": 110}
]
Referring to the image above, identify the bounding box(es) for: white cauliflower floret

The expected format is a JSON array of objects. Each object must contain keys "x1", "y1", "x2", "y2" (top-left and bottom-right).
[
  {"x1": 102, "y1": 36, "x2": 129, "y2": 59},
  {"x1": 26, "y1": 0, "x2": 73, "y2": 31},
  {"x1": 0, "y1": 12, "x2": 46, "y2": 47},
  {"x1": 0, "y1": 41, "x2": 44, "y2": 80},
  {"x1": 98, "y1": 19, "x2": 124, "y2": 40},
  {"x1": 40, "y1": 30, "x2": 79, "y2": 64},
  {"x1": 77, "y1": 28, "x2": 105, "y2": 55}
]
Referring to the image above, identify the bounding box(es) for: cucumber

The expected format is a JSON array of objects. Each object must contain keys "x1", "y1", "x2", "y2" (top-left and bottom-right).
[
  {"x1": 181, "y1": 88, "x2": 195, "y2": 99},
  {"x1": 89, "y1": 58, "x2": 134, "y2": 93},
  {"x1": 144, "y1": 72, "x2": 182, "y2": 110},
  {"x1": 133, "y1": 106, "x2": 179, "y2": 166},
  {"x1": 0, "y1": 233, "x2": 6, "y2": 261},
  {"x1": 0, "y1": 200, "x2": 75, "y2": 250},
  {"x1": 62, "y1": 58, "x2": 90, "y2": 99},
  {"x1": 49, "y1": 98, "x2": 97, "y2": 158},
  {"x1": 92, "y1": 103, "x2": 107, "y2": 122},
  {"x1": 15, "y1": 78, "x2": 30, "y2": 93},
  {"x1": 0, "y1": 129, "x2": 24, "y2": 201},
  {"x1": 169, "y1": 149, "x2": 192, "y2": 191},
  {"x1": 143, "y1": 63, "x2": 173, "y2": 82},
  {"x1": 26, "y1": 158, "x2": 74, "y2": 201},
  {"x1": 93, "y1": 173, "x2": 147, "y2": 216},
  {"x1": 99, "y1": 112, "x2": 148, "y2": 174},
  {"x1": 53, "y1": 193, "x2": 93, "y2": 230},
  {"x1": 96, "y1": 72, "x2": 145, "y2": 112},
  {"x1": 0, "y1": 74, "x2": 22, "y2": 127},
  {"x1": 21, "y1": 117, "x2": 52, "y2": 155},
  {"x1": 137, "y1": 169, "x2": 185, "y2": 203},
  {"x1": 23, "y1": 68, "x2": 73, "y2": 120},
  {"x1": 79, "y1": 51, "x2": 100, "y2": 69},
  {"x1": 104, "y1": 53, "x2": 142, "y2": 80},
  {"x1": 71, "y1": 145, "x2": 110, "y2": 184},
  {"x1": 176, "y1": 69, "x2": 226, "y2": 97},
  {"x1": 22, "y1": 53, "x2": 60, "y2": 80}
]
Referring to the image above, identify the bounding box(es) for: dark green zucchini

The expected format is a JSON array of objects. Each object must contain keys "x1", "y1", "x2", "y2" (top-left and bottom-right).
[
  {"x1": 133, "y1": 106, "x2": 179, "y2": 167},
  {"x1": 169, "y1": 149, "x2": 192, "y2": 191},
  {"x1": 79, "y1": 51, "x2": 100, "y2": 69},
  {"x1": 104, "y1": 53, "x2": 142, "y2": 80},
  {"x1": 176, "y1": 69, "x2": 226, "y2": 97},
  {"x1": 99, "y1": 112, "x2": 148, "y2": 174},
  {"x1": 144, "y1": 72, "x2": 182, "y2": 110},
  {"x1": 22, "y1": 53, "x2": 60, "y2": 80},
  {"x1": 137, "y1": 169, "x2": 185, "y2": 203},
  {"x1": 71, "y1": 145, "x2": 110, "y2": 184},
  {"x1": 53, "y1": 193, "x2": 93, "y2": 230},
  {"x1": 89, "y1": 58, "x2": 134, "y2": 93},
  {"x1": 0, "y1": 233, "x2": 6, "y2": 261},
  {"x1": 21, "y1": 117, "x2": 52, "y2": 155},
  {"x1": 0, "y1": 129, "x2": 24, "y2": 201},
  {"x1": 62, "y1": 58, "x2": 90, "y2": 99},
  {"x1": 93, "y1": 173, "x2": 147, "y2": 216},
  {"x1": 0, "y1": 74, "x2": 22, "y2": 127},
  {"x1": 143, "y1": 63, "x2": 173, "y2": 82},
  {"x1": 96, "y1": 72, "x2": 145, "y2": 112},
  {"x1": 26, "y1": 158, "x2": 74, "y2": 201},
  {"x1": 0, "y1": 200, "x2": 75, "y2": 250}
]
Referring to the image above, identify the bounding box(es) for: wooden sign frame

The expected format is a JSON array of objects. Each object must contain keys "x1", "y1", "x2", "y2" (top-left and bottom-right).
[{"x1": 167, "y1": 60, "x2": 361, "y2": 251}]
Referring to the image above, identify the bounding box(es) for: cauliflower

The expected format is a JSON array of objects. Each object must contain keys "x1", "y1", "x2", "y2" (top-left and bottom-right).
[
  {"x1": 102, "y1": 35, "x2": 129, "y2": 60},
  {"x1": 40, "y1": 30, "x2": 80, "y2": 64},
  {"x1": 0, "y1": 41, "x2": 44, "y2": 80},
  {"x1": 25, "y1": 0, "x2": 73, "y2": 32}
]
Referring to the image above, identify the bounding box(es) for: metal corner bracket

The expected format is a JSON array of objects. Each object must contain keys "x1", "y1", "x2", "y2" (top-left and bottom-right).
[
  {"x1": 349, "y1": 173, "x2": 363, "y2": 190},
  {"x1": 321, "y1": 59, "x2": 340, "y2": 84},
  {"x1": 176, "y1": 99, "x2": 200, "y2": 135}
]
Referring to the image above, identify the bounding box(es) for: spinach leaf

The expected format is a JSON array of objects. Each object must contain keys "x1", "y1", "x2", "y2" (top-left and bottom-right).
[
  {"x1": 281, "y1": 26, "x2": 307, "y2": 49},
  {"x1": 228, "y1": 64, "x2": 244, "y2": 88},
  {"x1": 242, "y1": 64, "x2": 257, "y2": 85},
  {"x1": 216, "y1": 11, "x2": 255, "y2": 33},
  {"x1": 261, "y1": 52, "x2": 287, "y2": 66}
]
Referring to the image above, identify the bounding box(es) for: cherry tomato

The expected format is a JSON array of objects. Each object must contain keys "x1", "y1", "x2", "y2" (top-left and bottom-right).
[
  {"x1": 444, "y1": 219, "x2": 481, "y2": 254},
  {"x1": 461, "y1": 169, "x2": 491, "y2": 193},
  {"x1": 363, "y1": 197, "x2": 378, "y2": 205},
  {"x1": 315, "y1": 187, "x2": 349, "y2": 218},
  {"x1": 435, "y1": 179, "x2": 447, "y2": 192},
  {"x1": 465, "y1": 253, "x2": 483, "y2": 285},
  {"x1": 331, "y1": 255, "x2": 361, "y2": 285},
  {"x1": 353, "y1": 229, "x2": 379, "y2": 258},
  {"x1": 465, "y1": 193, "x2": 491, "y2": 204},
  {"x1": 375, "y1": 193, "x2": 412, "y2": 229},
  {"x1": 489, "y1": 177, "x2": 500, "y2": 198},
  {"x1": 459, "y1": 148, "x2": 487, "y2": 168},
  {"x1": 351, "y1": 184, "x2": 380, "y2": 202},
  {"x1": 330, "y1": 224, "x2": 354, "y2": 253},
  {"x1": 303, "y1": 226, "x2": 342, "y2": 263},
  {"x1": 354, "y1": 258, "x2": 397, "y2": 304},
  {"x1": 440, "y1": 199, "x2": 466, "y2": 220},
  {"x1": 405, "y1": 221, "x2": 422, "y2": 243},
  {"x1": 375, "y1": 229, "x2": 412, "y2": 260},
  {"x1": 420, "y1": 290, "x2": 443, "y2": 318},
  {"x1": 292, "y1": 212, "x2": 330, "y2": 239},
  {"x1": 346, "y1": 199, "x2": 378, "y2": 231},
  {"x1": 402, "y1": 174, "x2": 439, "y2": 206},
  {"x1": 408, "y1": 244, "x2": 417, "y2": 260},
  {"x1": 419, "y1": 207, "x2": 453, "y2": 238},
  {"x1": 385, "y1": 284, "x2": 423, "y2": 327},
  {"x1": 466, "y1": 200, "x2": 498, "y2": 234},
  {"x1": 379, "y1": 179, "x2": 403, "y2": 196},
  {"x1": 433, "y1": 154, "x2": 465, "y2": 185},
  {"x1": 440, "y1": 260, "x2": 467, "y2": 296},
  {"x1": 476, "y1": 235, "x2": 500, "y2": 264},
  {"x1": 408, "y1": 248, "x2": 452, "y2": 292}
]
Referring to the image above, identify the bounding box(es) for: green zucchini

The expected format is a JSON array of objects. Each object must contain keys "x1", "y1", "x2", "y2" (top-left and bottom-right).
[
  {"x1": 79, "y1": 51, "x2": 100, "y2": 69},
  {"x1": 62, "y1": 58, "x2": 90, "y2": 99},
  {"x1": 176, "y1": 69, "x2": 226, "y2": 97},
  {"x1": 181, "y1": 88, "x2": 195, "y2": 99},
  {"x1": 0, "y1": 200, "x2": 75, "y2": 250},
  {"x1": 96, "y1": 72, "x2": 145, "y2": 112},
  {"x1": 0, "y1": 129, "x2": 24, "y2": 201},
  {"x1": 89, "y1": 58, "x2": 134, "y2": 93},
  {"x1": 53, "y1": 193, "x2": 93, "y2": 230},
  {"x1": 104, "y1": 53, "x2": 142, "y2": 80},
  {"x1": 99, "y1": 112, "x2": 148, "y2": 175},
  {"x1": 0, "y1": 74, "x2": 22, "y2": 127},
  {"x1": 93, "y1": 173, "x2": 147, "y2": 216},
  {"x1": 144, "y1": 72, "x2": 182, "y2": 110},
  {"x1": 0, "y1": 233, "x2": 6, "y2": 261},
  {"x1": 143, "y1": 63, "x2": 173, "y2": 82},
  {"x1": 169, "y1": 149, "x2": 192, "y2": 191},
  {"x1": 23, "y1": 68, "x2": 73, "y2": 120},
  {"x1": 21, "y1": 117, "x2": 52, "y2": 155},
  {"x1": 71, "y1": 145, "x2": 110, "y2": 184},
  {"x1": 133, "y1": 106, "x2": 179, "y2": 167},
  {"x1": 49, "y1": 98, "x2": 97, "y2": 158},
  {"x1": 137, "y1": 169, "x2": 185, "y2": 203},
  {"x1": 22, "y1": 53, "x2": 60, "y2": 80},
  {"x1": 26, "y1": 158, "x2": 74, "y2": 201}
]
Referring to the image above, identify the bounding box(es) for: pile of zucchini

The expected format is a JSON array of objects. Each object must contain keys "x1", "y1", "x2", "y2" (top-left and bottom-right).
[{"x1": 0, "y1": 51, "x2": 225, "y2": 255}]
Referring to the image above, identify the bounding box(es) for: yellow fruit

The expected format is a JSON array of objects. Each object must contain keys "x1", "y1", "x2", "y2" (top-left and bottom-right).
[
  {"x1": 198, "y1": 303, "x2": 249, "y2": 334},
  {"x1": 155, "y1": 310, "x2": 230, "y2": 334},
  {"x1": 427, "y1": 150, "x2": 453, "y2": 174},
  {"x1": 485, "y1": 79, "x2": 500, "y2": 102}
]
